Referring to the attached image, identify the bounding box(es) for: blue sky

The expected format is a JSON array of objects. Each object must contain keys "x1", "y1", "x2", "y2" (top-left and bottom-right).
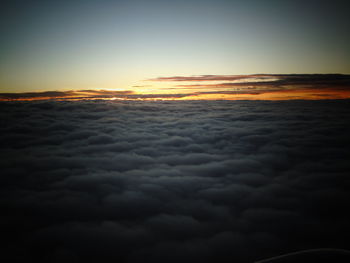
[{"x1": 1, "y1": 0, "x2": 349, "y2": 92}]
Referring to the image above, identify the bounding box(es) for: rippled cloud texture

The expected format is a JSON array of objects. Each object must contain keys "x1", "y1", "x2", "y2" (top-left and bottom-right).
[{"x1": 1, "y1": 100, "x2": 350, "y2": 262}]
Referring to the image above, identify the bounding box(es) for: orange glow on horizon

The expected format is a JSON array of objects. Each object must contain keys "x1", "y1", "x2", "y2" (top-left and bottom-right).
[
  {"x1": 1, "y1": 87, "x2": 350, "y2": 102},
  {"x1": 1, "y1": 74, "x2": 350, "y2": 102}
]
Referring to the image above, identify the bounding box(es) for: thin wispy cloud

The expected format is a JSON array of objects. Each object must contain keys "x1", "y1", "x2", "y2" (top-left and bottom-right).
[
  {"x1": 146, "y1": 74, "x2": 276, "y2": 82},
  {"x1": 0, "y1": 90, "x2": 134, "y2": 100},
  {"x1": 132, "y1": 85, "x2": 153, "y2": 88}
]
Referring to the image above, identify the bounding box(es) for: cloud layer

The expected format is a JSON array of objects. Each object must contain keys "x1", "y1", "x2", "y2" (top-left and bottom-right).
[
  {"x1": 1, "y1": 100, "x2": 350, "y2": 262},
  {"x1": 0, "y1": 90, "x2": 135, "y2": 100},
  {"x1": 2, "y1": 74, "x2": 350, "y2": 101},
  {"x1": 148, "y1": 74, "x2": 350, "y2": 85},
  {"x1": 150, "y1": 74, "x2": 350, "y2": 100}
]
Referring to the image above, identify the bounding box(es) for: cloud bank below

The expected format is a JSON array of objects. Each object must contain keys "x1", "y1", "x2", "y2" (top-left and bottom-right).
[{"x1": 1, "y1": 100, "x2": 350, "y2": 262}]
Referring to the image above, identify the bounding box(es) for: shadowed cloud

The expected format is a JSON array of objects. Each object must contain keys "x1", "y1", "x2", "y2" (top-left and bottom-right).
[{"x1": 0, "y1": 100, "x2": 350, "y2": 263}]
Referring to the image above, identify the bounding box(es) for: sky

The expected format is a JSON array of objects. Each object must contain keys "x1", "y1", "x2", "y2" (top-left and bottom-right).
[
  {"x1": 1, "y1": 1, "x2": 350, "y2": 261},
  {"x1": 0, "y1": 0, "x2": 350, "y2": 98}
]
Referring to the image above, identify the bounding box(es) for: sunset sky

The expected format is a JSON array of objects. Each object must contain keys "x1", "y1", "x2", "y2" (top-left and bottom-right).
[
  {"x1": 1, "y1": 0, "x2": 350, "y2": 99},
  {"x1": 2, "y1": 1, "x2": 350, "y2": 262}
]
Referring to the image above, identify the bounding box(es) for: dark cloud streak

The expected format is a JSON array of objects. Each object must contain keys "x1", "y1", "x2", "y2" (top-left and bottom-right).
[
  {"x1": 0, "y1": 90, "x2": 134, "y2": 100},
  {"x1": 169, "y1": 74, "x2": 350, "y2": 90},
  {"x1": 148, "y1": 74, "x2": 350, "y2": 83}
]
